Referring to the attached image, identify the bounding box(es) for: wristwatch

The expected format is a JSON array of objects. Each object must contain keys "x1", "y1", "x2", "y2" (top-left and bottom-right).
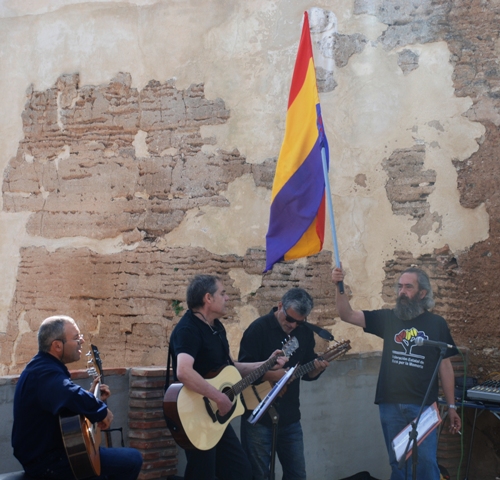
[{"x1": 448, "y1": 404, "x2": 457, "y2": 409}]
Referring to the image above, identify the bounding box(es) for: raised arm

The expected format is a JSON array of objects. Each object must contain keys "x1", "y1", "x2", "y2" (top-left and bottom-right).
[{"x1": 332, "y1": 267, "x2": 366, "y2": 328}]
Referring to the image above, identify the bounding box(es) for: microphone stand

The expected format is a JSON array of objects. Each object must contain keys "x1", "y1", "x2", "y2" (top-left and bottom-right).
[
  {"x1": 397, "y1": 346, "x2": 447, "y2": 480},
  {"x1": 268, "y1": 405, "x2": 279, "y2": 480}
]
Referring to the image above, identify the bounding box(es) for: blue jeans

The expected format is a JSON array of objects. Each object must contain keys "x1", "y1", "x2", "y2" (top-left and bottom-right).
[
  {"x1": 379, "y1": 403, "x2": 440, "y2": 480},
  {"x1": 240, "y1": 419, "x2": 306, "y2": 480},
  {"x1": 24, "y1": 446, "x2": 143, "y2": 480}
]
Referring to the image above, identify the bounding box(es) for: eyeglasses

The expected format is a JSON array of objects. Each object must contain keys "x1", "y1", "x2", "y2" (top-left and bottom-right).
[
  {"x1": 283, "y1": 307, "x2": 306, "y2": 324},
  {"x1": 54, "y1": 334, "x2": 84, "y2": 345}
]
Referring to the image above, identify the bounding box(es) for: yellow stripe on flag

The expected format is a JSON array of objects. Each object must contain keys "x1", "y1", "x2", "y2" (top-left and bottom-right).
[{"x1": 271, "y1": 58, "x2": 320, "y2": 201}]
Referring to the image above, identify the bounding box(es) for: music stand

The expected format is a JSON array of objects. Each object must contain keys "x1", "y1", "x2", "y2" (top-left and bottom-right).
[
  {"x1": 248, "y1": 366, "x2": 297, "y2": 480},
  {"x1": 396, "y1": 346, "x2": 447, "y2": 480}
]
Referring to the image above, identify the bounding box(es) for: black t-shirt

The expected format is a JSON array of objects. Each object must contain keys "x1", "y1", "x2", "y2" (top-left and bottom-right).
[
  {"x1": 363, "y1": 309, "x2": 458, "y2": 405},
  {"x1": 238, "y1": 308, "x2": 319, "y2": 427},
  {"x1": 169, "y1": 309, "x2": 232, "y2": 380}
]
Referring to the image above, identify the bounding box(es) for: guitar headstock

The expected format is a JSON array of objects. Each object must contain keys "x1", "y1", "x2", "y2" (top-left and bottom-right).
[
  {"x1": 282, "y1": 336, "x2": 299, "y2": 357},
  {"x1": 86, "y1": 344, "x2": 104, "y2": 380},
  {"x1": 321, "y1": 339, "x2": 351, "y2": 362}
]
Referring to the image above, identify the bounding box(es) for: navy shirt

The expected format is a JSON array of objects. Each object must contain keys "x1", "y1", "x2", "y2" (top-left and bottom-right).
[
  {"x1": 238, "y1": 308, "x2": 319, "y2": 428},
  {"x1": 12, "y1": 351, "x2": 108, "y2": 467}
]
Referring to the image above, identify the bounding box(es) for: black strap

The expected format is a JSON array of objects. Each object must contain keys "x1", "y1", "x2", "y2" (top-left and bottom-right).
[
  {"x1": 302, "y1": 322, "x2": 334, "y2": 340},
  {"x1": 164, "y1": 343, "x2": 172, "y2": 392}
]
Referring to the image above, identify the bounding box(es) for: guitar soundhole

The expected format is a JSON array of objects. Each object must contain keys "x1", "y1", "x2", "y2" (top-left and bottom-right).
[{"x1": 215, "y1": 386, "x2": 236, "y2": 424}]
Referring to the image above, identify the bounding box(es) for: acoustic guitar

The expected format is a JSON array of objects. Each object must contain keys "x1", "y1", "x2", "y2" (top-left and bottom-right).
[
  {"x1": 163, "y1": 336, "x2": 299, "y2": 451},
  {"x1": 59, "y1": 344, "x2": 104, "y2": 479},
  {"x1": 241, "y1": 339, "x2": 351, "y2": 410}
]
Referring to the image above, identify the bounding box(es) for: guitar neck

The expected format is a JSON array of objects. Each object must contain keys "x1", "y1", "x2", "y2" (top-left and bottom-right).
[
  {"x1": 290, "y1": 359, "x2": 318, "y2": 381},
  {"x1": 230, "y1": 355, "x2": 280, "y2": 397},
  {"x1": 291, "y1": 344, "x2": 350, "y2": 381}
]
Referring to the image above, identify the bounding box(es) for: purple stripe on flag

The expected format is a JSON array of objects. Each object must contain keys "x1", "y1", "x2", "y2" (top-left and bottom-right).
[{"x1": 265, "y1": 138, "x2": 325, "y2": 270}]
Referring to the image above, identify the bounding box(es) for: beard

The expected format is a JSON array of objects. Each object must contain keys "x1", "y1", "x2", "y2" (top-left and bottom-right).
[{"x1": 394, "y1": 294, "x2": 425, "y2": 321}]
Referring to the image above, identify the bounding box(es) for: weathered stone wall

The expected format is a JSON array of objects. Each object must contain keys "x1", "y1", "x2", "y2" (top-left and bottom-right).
[{"x1": 2, "y1": 0, "x2": 500, "y2": 476}]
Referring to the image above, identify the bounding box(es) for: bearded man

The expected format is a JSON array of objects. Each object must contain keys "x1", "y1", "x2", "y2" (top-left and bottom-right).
[{"x1": 331, "y1": 266, "x2": 461, "y2": 480}]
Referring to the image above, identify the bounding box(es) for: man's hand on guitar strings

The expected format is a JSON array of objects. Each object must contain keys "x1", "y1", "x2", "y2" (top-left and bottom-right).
[
  {"x1": 214, "y1": 391, "x2": 234, "y2": 417},
  {"x1": 269, "y1": 349, "x2": 288, "y2": 369},
  {"x1": 99, "y1": 383, "x2": 111, "y2": 401}
]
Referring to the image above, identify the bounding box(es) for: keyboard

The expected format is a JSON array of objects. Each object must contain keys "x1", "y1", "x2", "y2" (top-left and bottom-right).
[{"x1": 467, "y1": 375, "x2": 500, "y2": 403}]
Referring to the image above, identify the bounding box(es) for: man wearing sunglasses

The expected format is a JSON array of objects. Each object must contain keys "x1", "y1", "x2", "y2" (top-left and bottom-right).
[
  {"x1": 238, "y1": 288, "x2": 329, "y2": 480},
  {"x1": 12, "y1": 315, "x2": 143, "y2": 479}
]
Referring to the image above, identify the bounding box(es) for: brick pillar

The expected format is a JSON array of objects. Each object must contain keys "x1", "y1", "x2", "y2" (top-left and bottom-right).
[{"x1": 129, "y1": 367, "x2": 179, "y2": 480}]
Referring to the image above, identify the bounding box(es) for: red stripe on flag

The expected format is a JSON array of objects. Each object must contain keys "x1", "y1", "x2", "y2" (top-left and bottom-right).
[{"x1": 288, "y1": 11, "x2": 313, "y2": 109}]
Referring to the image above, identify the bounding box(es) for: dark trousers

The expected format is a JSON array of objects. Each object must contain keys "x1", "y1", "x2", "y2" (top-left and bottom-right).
[
  {"x1": 24, "y1": 447, "x2": 143, "y2": 480},
  {"x1": 184, "y1": 424, "x2": 252, "y2": 480}
]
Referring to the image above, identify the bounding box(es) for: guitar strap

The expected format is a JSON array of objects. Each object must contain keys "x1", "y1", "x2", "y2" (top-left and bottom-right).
[
  {"x1": 164, "y1": 344, "x2": 172, "y2": 393},
  {"x1": 164, "y1": 311, "x2": 233, "y2": 393},
  {"x1": 301, "y1": 321, "x2": 334, "y2": 341}
]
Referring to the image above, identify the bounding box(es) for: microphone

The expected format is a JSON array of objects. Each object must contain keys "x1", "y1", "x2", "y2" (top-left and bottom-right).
[{"x1": 415, "y1": 337, "x2": 455, "y2": 349}]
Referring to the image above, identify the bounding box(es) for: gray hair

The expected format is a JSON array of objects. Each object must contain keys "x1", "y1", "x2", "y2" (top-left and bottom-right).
[
  {"x1": 400, "y1": 267, "x2": 435, "y2": 310},
  {"x1": 38, "y1": 315, "x2": 75, "y2": 352},
  {"x1": 281, "y1": 288, "x2": 314, "y2": 316},
  {"x1": 186, "y1": 275, "x2": 221, "y2": 310}
]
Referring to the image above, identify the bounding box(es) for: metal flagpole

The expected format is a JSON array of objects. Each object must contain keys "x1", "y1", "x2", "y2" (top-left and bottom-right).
[{"x1": 321, "y1": 146, "x2": 344, "y2": 294}]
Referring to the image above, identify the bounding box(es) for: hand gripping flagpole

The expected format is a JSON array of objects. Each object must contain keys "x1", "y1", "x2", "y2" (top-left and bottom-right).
[{"x1": 321, "y1": 146, "x2": 344, "y2": 294}]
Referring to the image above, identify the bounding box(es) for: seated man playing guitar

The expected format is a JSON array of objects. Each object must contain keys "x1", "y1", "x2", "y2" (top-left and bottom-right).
[
  {"x1": 168, "y1": 274, "x2": 288, "y2": 480},
  {"x1": 12, "y1": 315, "x2": 143, "y2": 480}
]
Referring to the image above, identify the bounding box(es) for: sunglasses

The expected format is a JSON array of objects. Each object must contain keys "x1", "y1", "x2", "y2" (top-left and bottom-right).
[{"x1": 283, "y1": 307, "x2": 306, "y2": 324}]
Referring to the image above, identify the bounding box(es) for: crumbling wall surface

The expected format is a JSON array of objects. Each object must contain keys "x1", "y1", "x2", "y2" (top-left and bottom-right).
[
  {"x1": 1, "y1": 242, "x2": 336, "y2": 373},
  {"x1": 0, "y1": 1, "x2": 499, "y2": 397}
]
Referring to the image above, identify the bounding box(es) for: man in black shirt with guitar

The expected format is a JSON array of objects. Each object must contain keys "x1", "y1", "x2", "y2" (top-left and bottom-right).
[
  {"x1": 238, "y1": 288, "x2": 339, "y2": 480},
  {"x1": 12, "y1": 315, "x2": 143, "y2": 479},
  {"x1": 165, "y1": 274, "x2": 289, "y2": 480}
]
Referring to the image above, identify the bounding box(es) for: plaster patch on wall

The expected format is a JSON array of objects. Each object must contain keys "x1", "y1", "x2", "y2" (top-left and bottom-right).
[
  {"x1": 228, "y1": 268, "x2": 262, "y2": 300},
  {"x1": 133, "y1": 130, "x2": 150, "y2": 158},
  {"x1": 0, "y1": 211, "x2": 31, "y2": 333},
  {"x1": 164, "y1": 174, "x2": 271, "y2": 256},
  {"x1": 232, "y1": 304, "x2": 261, "y2": 332},
  {"x1": 8, "y1": 311, "x2": 32, "y2": 370},
  {"x1": 308, "y1": 7, "x2": 368, "y2": 93}
]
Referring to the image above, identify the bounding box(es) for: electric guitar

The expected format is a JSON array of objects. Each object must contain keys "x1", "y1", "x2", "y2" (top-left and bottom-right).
[
  {"x1": 163, "y1": 336, "x2": 299, "y2": 451},
  {"x1": 59, "y1": 344, "x2": 104, "y2": 479},
  {"x1": 241, "y1": 339, "x2": 351, "y2": 410}
]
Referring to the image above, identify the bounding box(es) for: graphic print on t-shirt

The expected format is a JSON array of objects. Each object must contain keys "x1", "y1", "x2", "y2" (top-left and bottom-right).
[{"x1": 392, "y1": 327, "x2": 427, "y2": 369}]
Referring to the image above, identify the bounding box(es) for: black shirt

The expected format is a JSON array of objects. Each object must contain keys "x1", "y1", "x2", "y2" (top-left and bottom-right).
[
  {"x1": 364, "y1": 309, "x2": 458, "y2": 405},
  {"x1": 238, "y1": 308, "x2": 319, "y2": 428},
  {"x1": 169, "y1": 309, "x2": 232, "y2": 380}
]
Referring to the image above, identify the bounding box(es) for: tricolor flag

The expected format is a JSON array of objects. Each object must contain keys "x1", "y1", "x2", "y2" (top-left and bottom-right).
[{"x1": 265, "y1": 11, "x2": 329, "y2": 272}]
